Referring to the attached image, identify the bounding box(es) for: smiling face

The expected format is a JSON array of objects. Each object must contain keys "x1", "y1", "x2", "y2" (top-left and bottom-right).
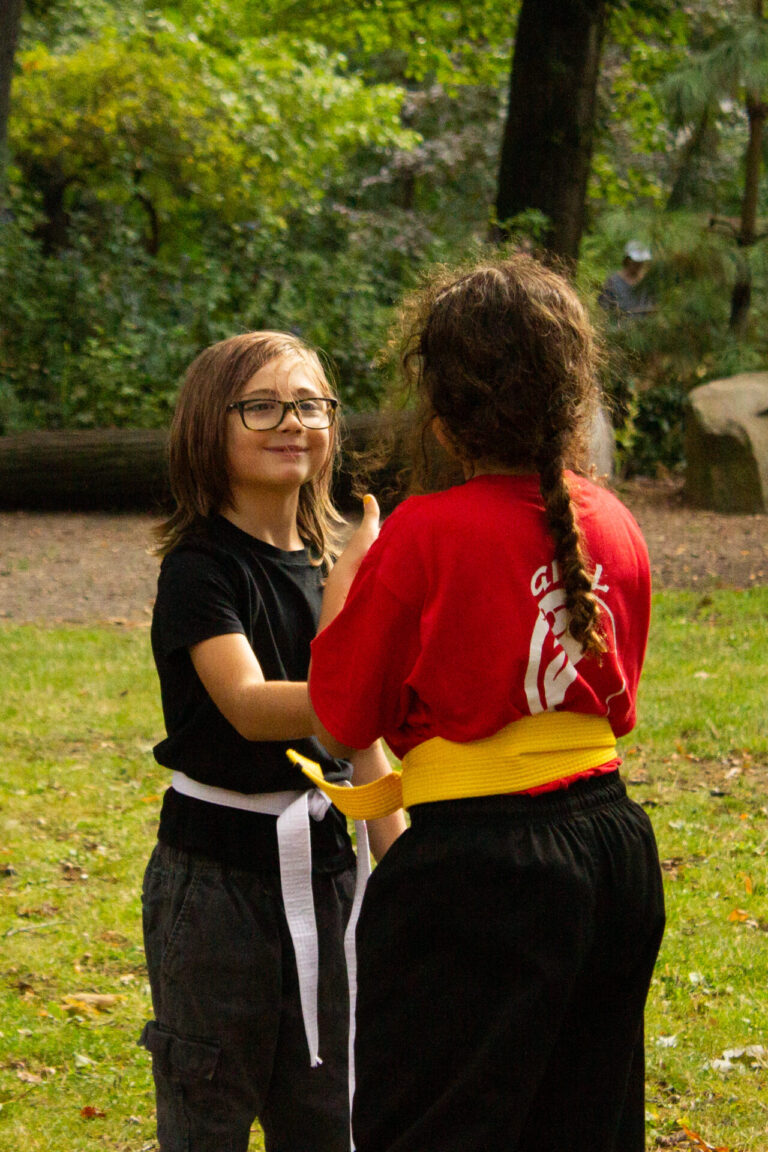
[{"x1": 225, "y1": 352, "x2": 334, "y2": 499}]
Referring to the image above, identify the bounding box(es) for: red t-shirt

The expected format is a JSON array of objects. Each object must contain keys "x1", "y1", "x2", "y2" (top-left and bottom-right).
[{"x1": 310, "y1": 474, "x2": 651, "y2": 765}]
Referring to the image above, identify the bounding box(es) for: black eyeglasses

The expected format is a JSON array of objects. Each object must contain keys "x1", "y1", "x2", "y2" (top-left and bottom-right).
[{"x1": 227, "y1": 396, "x2": 339, "y2": 431}]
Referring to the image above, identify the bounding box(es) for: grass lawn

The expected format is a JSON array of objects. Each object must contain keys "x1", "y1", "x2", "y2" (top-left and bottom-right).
[{"x1": 0, "y1": 588, "x2": 766, "y2": 1150}]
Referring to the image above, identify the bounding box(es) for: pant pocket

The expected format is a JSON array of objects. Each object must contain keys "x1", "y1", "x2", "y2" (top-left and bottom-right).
[{"x1": 138, "y1": 1019, "x2": 220, "y2": 1083}]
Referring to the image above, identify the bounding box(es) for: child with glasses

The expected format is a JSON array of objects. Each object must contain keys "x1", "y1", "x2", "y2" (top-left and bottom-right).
[
  {"x1": 305, "y1": 256, "x2": 665, "y2": 1152},
  {"x1": 140, "y1": 330, "x2": 404, "y2": 1152}
]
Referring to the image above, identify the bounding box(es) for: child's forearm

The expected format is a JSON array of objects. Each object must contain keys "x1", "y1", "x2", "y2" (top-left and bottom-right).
[
  {"x1": 350, "y1": 742, "x2": 407, "y2": 861},
  {"x1": 191, "y1": 633, "x2": 315, "y2": 741},
  {"x1": 233, "y1": 680, "x2": 315, "y2": 741}
]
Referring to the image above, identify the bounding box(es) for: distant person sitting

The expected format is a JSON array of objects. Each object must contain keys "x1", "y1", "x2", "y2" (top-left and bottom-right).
[{"x1": 599, "y1": 241, "x2": 655, "y2": 318}]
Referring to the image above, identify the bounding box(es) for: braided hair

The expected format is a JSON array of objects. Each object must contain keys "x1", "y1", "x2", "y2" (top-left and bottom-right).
[{"x1": 399, "y1": 253, "x2": 607, "y2": 658}]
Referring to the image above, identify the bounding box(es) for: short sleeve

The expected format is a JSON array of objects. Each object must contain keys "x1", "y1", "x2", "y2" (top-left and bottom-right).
[
  {"x1": 153, "y1": 549, "x2": 250, "y2": 659},
  {"x1": 309, "y1": 505, "x2": 426, "y2": 749}
]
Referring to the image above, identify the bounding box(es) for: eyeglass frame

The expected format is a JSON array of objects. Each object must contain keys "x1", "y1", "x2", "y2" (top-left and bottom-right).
[{"x1": 226, "y1": 396, "x2": 340, "y2": 431}]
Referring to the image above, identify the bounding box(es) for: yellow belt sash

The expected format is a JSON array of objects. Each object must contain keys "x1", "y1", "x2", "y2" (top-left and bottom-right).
[{"x1": 287, "y1": 712, "x2": 617, "y2": 820}]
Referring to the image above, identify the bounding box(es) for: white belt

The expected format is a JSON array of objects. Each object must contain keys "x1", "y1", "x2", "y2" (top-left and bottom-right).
[{"x1": 171, "y1": 770, "x2": 370, "y2": 1119}]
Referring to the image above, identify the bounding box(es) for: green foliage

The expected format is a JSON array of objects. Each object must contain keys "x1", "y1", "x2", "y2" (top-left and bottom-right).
[
  {"x1": 1, "y1": 10, "x2": 433, "y2": 428},
  {"x1": 188, "y1": 0, "x2": 517, "y2": 87},
  {"x1": 10, "y1": 24, "x2": 416, "y2": 241},
  {"x1": 581, "y1": 206, "x2": 768, "y2": 474},
  {"x1": 7, "y1": 0, "x2": 768, "y2": 447}
]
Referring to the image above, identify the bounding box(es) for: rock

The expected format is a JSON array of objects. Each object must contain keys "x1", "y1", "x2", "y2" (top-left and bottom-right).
[
  {"x1": 589, "y1": 404, "x2": 615, "y2": 481},
  {"x1": 685, "y1": 373, "x2": 768, "y2": 513}
]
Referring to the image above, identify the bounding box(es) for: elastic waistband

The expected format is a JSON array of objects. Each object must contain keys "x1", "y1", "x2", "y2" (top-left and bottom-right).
[{"x1": 409, "y1": 769, "x2": 626, "y2": 829}]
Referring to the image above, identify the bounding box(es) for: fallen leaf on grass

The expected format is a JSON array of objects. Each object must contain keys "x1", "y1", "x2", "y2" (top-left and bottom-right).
[
  {"x1": 99, "y1": 929, "x2": 130, "y2": 947},
  {"x1": 13, "y1": 1062, "x2": 55, "y2": 1084},
  {"x1": 738, "y1": 872, "x2": 753, "y2": 895},
  {"x1": 726, "y1": 908, "x2": 765, "y2": 929},
  {"x1": 16, "y1": 1069, "x2": 42, "y2": 1084},
  {"x1": 677, "y1": 1121, "x2": 730, "y2": 1151},
  {"x1": 62, "y1": 992, "x2": 124, "y2": 1015},
  {"x1": 16, "y1": 903, "x2": 59, "y2": 918}
]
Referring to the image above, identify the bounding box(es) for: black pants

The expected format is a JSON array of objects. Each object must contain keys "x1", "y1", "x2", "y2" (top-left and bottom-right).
[
  {"x1": 140, "y1": 842, "x2": 355, "y2": 1152},
  {"x1": 353, "y1": 772, "x2": 665, "y2": 1152}
]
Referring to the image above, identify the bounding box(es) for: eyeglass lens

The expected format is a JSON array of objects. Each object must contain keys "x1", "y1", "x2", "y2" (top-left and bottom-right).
[{"x1": 240, "y1": 399, "x2": 335, "y2": 429}]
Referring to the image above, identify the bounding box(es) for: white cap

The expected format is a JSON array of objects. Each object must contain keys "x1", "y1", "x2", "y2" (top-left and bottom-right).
[{"x1": 624, "y1": 241, "x2": 652, "y2": 263}]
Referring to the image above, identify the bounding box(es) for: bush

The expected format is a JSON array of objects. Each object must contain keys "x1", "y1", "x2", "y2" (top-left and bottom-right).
[{"x1": 0, "y1": 185, "x2": 449, "y2": 430}]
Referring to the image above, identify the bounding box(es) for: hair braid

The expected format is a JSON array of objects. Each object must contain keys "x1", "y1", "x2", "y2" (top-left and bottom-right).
[
  {"x1": 387, "y1": 251, "x2": 609, "y2": 659},
  {"x1": 538, "y1": 439, "x2": 607, "y2": 659}
]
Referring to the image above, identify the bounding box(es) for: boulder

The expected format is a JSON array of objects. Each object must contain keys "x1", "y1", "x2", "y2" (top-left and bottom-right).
[{"x1": 684, "y1": 373, "x2": 768, "y2": 513}]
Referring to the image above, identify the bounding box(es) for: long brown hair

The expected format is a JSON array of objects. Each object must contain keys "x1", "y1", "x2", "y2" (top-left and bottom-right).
[
  {"x1": 399, "y1": 253, "x2": 607, "y2": 657},
  {"x1": 153, "y1": 331, "x2": 344, "y2": 567}
]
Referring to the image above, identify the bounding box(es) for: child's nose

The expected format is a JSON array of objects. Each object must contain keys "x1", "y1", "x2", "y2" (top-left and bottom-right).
[{"x1": 280, "y1": 402, "x2": 303, "y2": 429}]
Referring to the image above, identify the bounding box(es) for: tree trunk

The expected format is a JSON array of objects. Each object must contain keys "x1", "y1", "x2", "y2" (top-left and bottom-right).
[
  {"x1": 0, "y1": 0, "x2": 24, "y2": 179},
  {"x1": 729, "y1": 93, "x2": 766, "y2": 335},
  {"x1": 738, "y1": 94, "x2": 766, "y2": 247},
  {"x1": 494, "y1": 0, "x2": 610, "y2": 264}
]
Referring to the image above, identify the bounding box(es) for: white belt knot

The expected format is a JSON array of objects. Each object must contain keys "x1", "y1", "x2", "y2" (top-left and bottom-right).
[{"x1": 306, "y1": 789, "x2": 333, "y2": 822}]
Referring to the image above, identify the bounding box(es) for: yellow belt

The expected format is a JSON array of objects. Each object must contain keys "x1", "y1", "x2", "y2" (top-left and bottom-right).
[{"x1": 287, "y1": 712, "x2": 617, "y2": 820}]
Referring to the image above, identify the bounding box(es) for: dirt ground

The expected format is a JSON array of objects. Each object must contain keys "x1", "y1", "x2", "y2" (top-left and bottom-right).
[{"x1": 0, "y1": 478, "x2": 766, "y2": 625}]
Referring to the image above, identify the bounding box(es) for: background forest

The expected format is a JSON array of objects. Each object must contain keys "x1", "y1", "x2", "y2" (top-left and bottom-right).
[{"x1": 2, "y1": 0, "x2": 768, "y2": 476}]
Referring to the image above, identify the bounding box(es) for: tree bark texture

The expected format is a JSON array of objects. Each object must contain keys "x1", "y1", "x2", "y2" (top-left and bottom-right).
[
  {"x1": 0, "y1": 417, "x2": 420, "y2": 512},
  {"x1": 738, "y1": 94, "x2": 766, "y2": 247},
  {"x1": 729, "y1": 94, "x2": 766, "y2": 334},
  {"x1": 495, "y1": 0, "x2": 610, "y2": 264},
  {"x1": 0, "y1": 0, "x2": 24, "y2": 165}
]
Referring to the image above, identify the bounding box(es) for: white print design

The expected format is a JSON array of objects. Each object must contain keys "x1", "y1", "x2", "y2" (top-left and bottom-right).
[{"x1": 524, "y1": 561, "x2": 625, "y2": 714}]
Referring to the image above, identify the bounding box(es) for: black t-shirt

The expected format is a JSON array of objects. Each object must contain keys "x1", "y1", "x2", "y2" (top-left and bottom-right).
[{"x1": 151, "y1": 515, "x2": 353, "y2": 873}]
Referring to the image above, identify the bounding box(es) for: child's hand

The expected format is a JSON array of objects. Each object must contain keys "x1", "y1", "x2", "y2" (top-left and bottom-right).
[
  {"x1": 342, "y1": 494, "x2": 380, "y2": 571},
  {"x1": 319, "y1": 495, "x2": 379, "y2": 629}
]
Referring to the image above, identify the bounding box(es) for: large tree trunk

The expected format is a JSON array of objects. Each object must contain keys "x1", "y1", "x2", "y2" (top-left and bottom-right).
[
  {"x1": 494, "y1": 0, "x2": 610, "y2": 264},
  {"x1": 0, "y1": 0, "x2": 24, "y2": 178},
  {"x1": 730, "y1": 92, "x2": 767, "y2": 335}
]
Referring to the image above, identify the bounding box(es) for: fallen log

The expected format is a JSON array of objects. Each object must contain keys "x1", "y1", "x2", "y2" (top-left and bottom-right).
[
  {"x1": 0, "y1": 429, "x2": 170, "y2": 511},
  {"x1": 0, "y1": 408, "x2": 616, "y2": 512},
  {"x1": 0, "y1": 415, "x2": 418, "y2": 513}
]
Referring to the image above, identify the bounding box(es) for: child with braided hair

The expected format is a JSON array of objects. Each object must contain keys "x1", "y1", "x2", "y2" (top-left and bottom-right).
[{"x1": 301, "y1": 253, "x2": 666, "y2": 1152}]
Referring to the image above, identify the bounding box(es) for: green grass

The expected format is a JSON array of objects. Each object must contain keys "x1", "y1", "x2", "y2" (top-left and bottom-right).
[{"x1": 0, "y1": 591, "x2": 767, "y2": 1150}]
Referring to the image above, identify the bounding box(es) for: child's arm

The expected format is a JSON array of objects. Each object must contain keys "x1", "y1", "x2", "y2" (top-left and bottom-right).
[
  {"x1": 350, "y1": 742, "x2": 406, "y2": 860},
  {"x1": 191, "y1": 632, "x2": 312, "y2": 741}
]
